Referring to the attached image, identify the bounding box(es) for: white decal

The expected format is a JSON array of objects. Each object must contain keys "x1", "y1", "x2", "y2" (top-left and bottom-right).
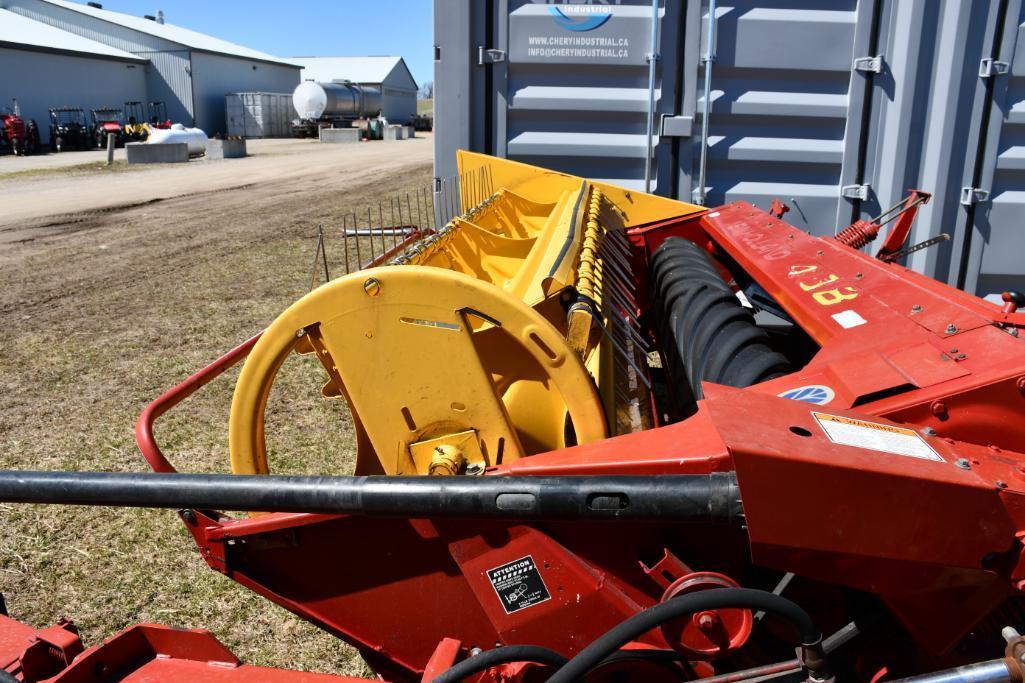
[
  {"x1": 832, "y1": 309, "x2": 867, "y2": 329},
  {"x1": 812, "y1": 412, "x2": 944, "y2": 462}
]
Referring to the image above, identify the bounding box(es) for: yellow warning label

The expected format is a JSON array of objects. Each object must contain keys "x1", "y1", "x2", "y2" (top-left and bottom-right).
[{"x1": 812, "y1": 412, "x2": 944, "y2": 462}]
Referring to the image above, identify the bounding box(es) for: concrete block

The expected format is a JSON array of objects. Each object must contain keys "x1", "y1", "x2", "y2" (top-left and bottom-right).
[
  {"x1": 404, "y1": 125, "x2": 416, "y2": 139},
  {"x1": 384, "y1": 125, "x2": 406, "y2": 141},
  {"x1": 126, "y1": 142, "x2": 188, "y2": 164},
  {"x1": 319, "y1": 127, "x2": 361, "y2": 143},
  {"x1": 206, "y1": 138, "x2": 247, "y2": 159}
]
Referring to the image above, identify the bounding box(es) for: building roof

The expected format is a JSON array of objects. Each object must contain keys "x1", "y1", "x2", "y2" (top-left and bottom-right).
[
  {"x1": 34, "y1": 0, "x2": 302, "y2": 67},
  {"x1": 0, "y1": 6, "x2": 144, "y2": 61},
  {"x1": 293, "y1": 56, "x2": 418, "y2": 90}
]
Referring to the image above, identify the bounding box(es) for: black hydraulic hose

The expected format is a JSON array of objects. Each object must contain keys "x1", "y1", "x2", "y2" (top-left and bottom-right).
[
  {"x1": 433, "y1": 645, "x2": 568, "y2": 683},
  {"x1": 547, "y1": 588, "x2": 828, "y2": 683},
  {"x1": 0, "y1": 471, "x2": 742, "y2": 522}
]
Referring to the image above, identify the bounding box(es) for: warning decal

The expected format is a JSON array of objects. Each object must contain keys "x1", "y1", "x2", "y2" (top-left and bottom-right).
[
  {"x1": 487, "y1": 555, "x2": 551, "y2": 614},
  {"x1": 812, "y1": 412, "x2": 944, "y2": 462}
]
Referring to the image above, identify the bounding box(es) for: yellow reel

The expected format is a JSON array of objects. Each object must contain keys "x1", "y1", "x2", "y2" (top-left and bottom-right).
[{"x1": 229, "y1": 266, "x2": 607, "y2": 476}]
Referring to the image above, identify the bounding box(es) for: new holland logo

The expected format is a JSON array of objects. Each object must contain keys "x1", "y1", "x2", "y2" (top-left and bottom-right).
[
  {"x1": 548, "y1": 6, "x2": 613, "y2": 31},
  {"x1": 778, "y1": 385, "x2": 835, "y2": 405}
]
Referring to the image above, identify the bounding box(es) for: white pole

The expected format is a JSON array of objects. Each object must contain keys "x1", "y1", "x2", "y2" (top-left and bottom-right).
[
  {"x1": 695, "y1": 0, "x2": 717, "y2": 205},
  {"x1": 643, "y1": 0, "x2": 660, "y2": 194}
]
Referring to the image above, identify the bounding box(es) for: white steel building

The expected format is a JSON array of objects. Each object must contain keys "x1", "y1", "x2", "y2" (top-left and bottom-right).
[
  {"x1": 1, "y1": 0, "x2": 301, "y2": 136},
  {"x1": 0, "y1": 7, "x2": 146, "y2": 144},
  {"x1": 294, "y1": 56, "x2": 418, "y2": 123}
]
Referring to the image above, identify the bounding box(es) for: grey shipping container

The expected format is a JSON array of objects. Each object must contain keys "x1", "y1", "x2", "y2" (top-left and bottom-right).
[
  {"x1": 433, "y1": 0, "x2": 1025, "y2": 302},
  {"x1": 225, "y1": 92, "x2": 297, "y2": 138}
]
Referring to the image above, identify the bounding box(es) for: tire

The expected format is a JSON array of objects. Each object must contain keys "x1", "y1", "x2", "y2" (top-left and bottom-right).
[{"x1": 651, "y1": 237, "x2": 791, "y2": 412}]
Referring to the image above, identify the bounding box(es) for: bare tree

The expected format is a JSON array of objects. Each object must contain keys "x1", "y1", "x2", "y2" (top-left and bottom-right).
[{"x1": 418, "y1": 81, "x2": 434, "y2": 99}]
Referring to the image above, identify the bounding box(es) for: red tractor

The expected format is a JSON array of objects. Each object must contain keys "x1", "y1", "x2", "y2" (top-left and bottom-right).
[{"x1": 1, "y1": 100, "x2": 40, "y2": 156}]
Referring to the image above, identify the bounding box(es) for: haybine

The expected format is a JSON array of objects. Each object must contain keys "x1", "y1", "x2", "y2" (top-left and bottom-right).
[{"x1": 3, "y1": 153, "x2": 1025, "y2": 683}]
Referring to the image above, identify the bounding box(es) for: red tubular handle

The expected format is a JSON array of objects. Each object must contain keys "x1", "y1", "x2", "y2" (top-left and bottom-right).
[{"x1": 135, "y1": 334, "x2": 261, "y2": 473}]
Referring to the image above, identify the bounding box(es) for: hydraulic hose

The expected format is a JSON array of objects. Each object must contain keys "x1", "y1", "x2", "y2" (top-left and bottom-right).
[
  {"x1": 433, "y1": 645, "x2": 568, "y2": 683},
  {"x1": 547, "y1": 587, "x2": 828, "y2": 683}
]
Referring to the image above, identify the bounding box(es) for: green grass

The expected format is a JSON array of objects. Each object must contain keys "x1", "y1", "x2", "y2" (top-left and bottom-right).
[{"x1": 0, "y1": 162, "x2": 433, "y2": 677}]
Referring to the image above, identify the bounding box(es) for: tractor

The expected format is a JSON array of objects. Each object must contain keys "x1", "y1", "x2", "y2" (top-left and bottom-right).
[
  {"x1": 148, "y1": 100, "x2": 171, "y2": 129},
  {"x1": 47, "y1": 107, "x2": 90, "y2": 152},
  {"x1": 89, "y1": 107, "x2": 123, "y2": 148},
  {"x1": 2, "y1": 153, "x2": 1025, "y2": 682},
  {"x1": 1, "y1": 99, "x2": 40, "y2": 156},
  {"x1": 122, "y1": 101, "x2": 149, "y2": 142}
]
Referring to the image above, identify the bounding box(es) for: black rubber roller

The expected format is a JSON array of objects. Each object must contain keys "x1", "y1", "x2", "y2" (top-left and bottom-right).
[{"x1": 651, "y1": 238, "x2": 790, "y2": 409}]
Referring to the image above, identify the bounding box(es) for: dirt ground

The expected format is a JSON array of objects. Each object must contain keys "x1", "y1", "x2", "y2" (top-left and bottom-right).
[{"x1": 0, "y1": 135, "x2": 433, "y2": 677}]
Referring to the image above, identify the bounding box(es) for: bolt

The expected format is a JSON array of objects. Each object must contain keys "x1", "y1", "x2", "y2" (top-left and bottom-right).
[
  {"x1": 469, "y1": 647, "x2": 483, "y2": 657},
  {"x1": 295, "y1": 327, "x2": 306, "y2": 338},
  {"x1": 957, "y1": 353, "x2": 967, "y2": 360},
  {"x1": 1017, "y1": 377, "x2": 1025, "y2": 396},
  {"x1": 816, "y1": 250, "x2": 824, "y2": 257},
  {"x1": 923, "y1": 426, "x2": 937, "y2": 436},
  {"x1": 950, "y1": 348, "x2": 958, "y2": 354},
  {"x1": 955, "y1": 458, "x2": 971, "y2": 470},
  {"x1": 180, "y1": 509, "x2": 196, "y2": 524},
  {"x1": 930, "y1": 401, "x2": 947, "y2": 418},
  {"x1": 363, "y1": 277, "x2": 382, "y2": 296},
  {"x1": 997, "y1": 480, "x2": 1009, "y2": 489},
  {"x1": 1011, "y1": 328, "x2": 1020, "y2": 337},
  {"x1": 911, "y1": 304, "x2": 923, "y2": 314},
  {"x1": 945, "y1": 323, "x2": 958, "y2": 334},
  {"x1": 695, "y1": 611, "x2": 720, "y2": 633},
  {"x1": 466, "y1": 463, "x2": 485, "y2": 475},
  {"x1": 855, "y1": 272, "x2": 864, "y2": 279}
]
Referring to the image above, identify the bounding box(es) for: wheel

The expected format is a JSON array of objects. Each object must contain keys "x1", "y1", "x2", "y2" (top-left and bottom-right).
[{"x1": 228, "y1": 266, "x2": 607, "y2": 476}]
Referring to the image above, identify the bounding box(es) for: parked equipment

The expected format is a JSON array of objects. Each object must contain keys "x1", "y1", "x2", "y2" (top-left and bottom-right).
[
  {"x1": 122, "y1": 101, "x2": 149, "y2": 142},
  {"x1": 89, "y1": 107, "x2": 123, "y2": 148},
  {"x1": 1, "y1": 99, "x2": 40, "y2": 155},
  {"x1": 48, "y1": 107, "x2": 90, "y2": 152},
  {"x1": 3, "y1": 153, "x2": 1025, "y2": 682},
  {"x1": 148, "y1": 101, "x2": 171, "y2": 129},
  {"x1": 290, "y1": 80, "x2": 383, "y2": 137}
]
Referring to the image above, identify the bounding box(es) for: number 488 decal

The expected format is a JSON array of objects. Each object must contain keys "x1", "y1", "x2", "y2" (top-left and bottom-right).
[{"x1": 788, "y1": 264, "x2": 858, "y2": 306}]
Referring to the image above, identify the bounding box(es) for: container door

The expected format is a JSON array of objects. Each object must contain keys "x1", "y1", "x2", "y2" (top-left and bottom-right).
[
  {"x1": 684, "y1": 0, "x2": 878, "y2": 235},
  {"x1": 954, "y1": 0, "x2": 1025, "y2": 298},
  {"x1": 501, "y1": 0, "x2": 683, "y2": 191}
]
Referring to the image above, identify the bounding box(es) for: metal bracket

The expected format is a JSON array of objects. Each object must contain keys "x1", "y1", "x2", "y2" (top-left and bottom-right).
[
  {"x1": 960, "y1": 187, "x2": 990, "y2": 205},
  {"x1": 853, "y1": 56, "x2": 883, "y2": 74},
  {"x1": 478, "y1": 47, "x2": 506, "y2": 65},
  {"x1": 979, "y1": 58, "x2": 1010, "y2": 78},
  {"x1": 660, "y1": 115, "x2": 693, "y2": 138},
  {"x1": 841, "y1": 184, "x2": 871, "y2": 201}
]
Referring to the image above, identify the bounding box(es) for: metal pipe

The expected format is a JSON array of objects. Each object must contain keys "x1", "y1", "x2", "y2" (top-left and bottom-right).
[
  {"x1": 887, "y1": 660, "x2": 1013, "y2": 683},
  {"x1": 0, "y1": 471, "x2": 742, "y2": 521},
  {"x1": 695, "y1": 0, "x2": 717, "y2": 205},
  {"x1": 643, "y1": 0, "x2": 660, "y2": 194}
]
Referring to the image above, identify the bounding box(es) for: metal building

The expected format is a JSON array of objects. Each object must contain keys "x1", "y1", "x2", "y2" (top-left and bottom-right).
[
  {"x1": 2, "y1": 0, "x2": 302, "y2": 136},
  {"x1": 294, "y1": 56, "x2": 418, "y2": 123},
  {"x1": 433, "y1": 0, "x2": 1025, "y2": 301},
  {"x1": 0, "y1": 7, "x2": 146, "y2": 145}
]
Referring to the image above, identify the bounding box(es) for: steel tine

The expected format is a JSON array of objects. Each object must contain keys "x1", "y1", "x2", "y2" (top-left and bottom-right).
[
  {"x1": 406, "y1": 193, "x2": 413, "y2": 238},
  {"x1": 319, "y1": 224, "x2": 330, "y2": 284},
  {"x1": 352, "y1": 210, "x2": 361, "y2": 267},
  {"x1": 367, "y1": 207, "x2": 376, "y2": 262},
  {"x1": 415, "y1": 188, "x2": 423, "y2": 237},
  {"x1": 342, "y1": 213, "x2": 350, "y2": 274},
  {"x1": 309, "y1": 226, "x2": 323, "y2": 291},
  {"x1": 378, "y1": 201, "x2": 386, "y2": 252}
]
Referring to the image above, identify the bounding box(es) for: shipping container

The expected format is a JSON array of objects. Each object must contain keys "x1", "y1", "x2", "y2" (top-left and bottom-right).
[
  {"x1": 433, "y1": 0, "x2": 1025, "y2": 301},
  {"x1": 225, "y1": 92, "x2": 296, "y2": 138}
]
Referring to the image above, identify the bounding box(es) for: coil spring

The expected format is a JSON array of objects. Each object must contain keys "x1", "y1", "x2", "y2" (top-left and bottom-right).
[{"x1": 834, "y1": 220, "x2": 880, "y2": 250}]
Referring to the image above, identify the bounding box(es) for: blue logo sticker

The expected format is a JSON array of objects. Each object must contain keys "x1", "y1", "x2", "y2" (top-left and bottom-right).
[
  {"x1": 548, "y1": 7, "x2": 613, "y2": 32},
  {"x1": 778, "y1": 385, "x2": 835, "y2": 405}
]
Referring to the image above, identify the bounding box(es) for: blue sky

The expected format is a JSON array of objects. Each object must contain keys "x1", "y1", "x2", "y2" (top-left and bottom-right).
[{"x1": 90, "y1": 1, "x2": 434, "y2": 87}]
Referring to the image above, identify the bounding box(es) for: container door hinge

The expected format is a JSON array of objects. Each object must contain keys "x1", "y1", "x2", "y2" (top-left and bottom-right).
[
  {"x1": 979, "y1": 58, "x2": 1010, "y2": 78},
  {"x1": 478, "y1": 47, "x2": 506, "y2": 65},
  {"x1": 841, "y1": 183, "x2": 871, "y2": 201},
  {"x1": 960, "y1": 187, "x2": 990, "y2": 205},
  {"x1": 853, "y1": 56, "x2": 883, "y2": 74}
]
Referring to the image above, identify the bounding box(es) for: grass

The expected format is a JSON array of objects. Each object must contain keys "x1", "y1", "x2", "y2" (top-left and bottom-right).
[
  {"x1": 0, "y1": 159, "x2": 137, "y2": 181},
  {"x1": 0, "y1": 161, "x2": 433, "y2": 677},
  {"x1": 417, "y1": 99, "x2": 433, "y2": 115}
]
